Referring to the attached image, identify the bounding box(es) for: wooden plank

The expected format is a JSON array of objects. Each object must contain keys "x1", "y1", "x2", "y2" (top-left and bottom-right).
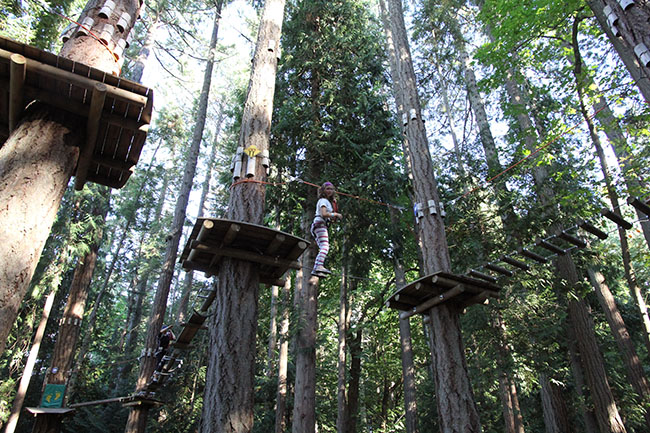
[
  {"x1": 385, "y1": 299, "x2": 412, "y2": 311},
  {"x1": 601, "y1": 208, "x2": 633, "y2": 229},
  {"x1": 8, "y1": 53, "x2": 25, "y2": 132},
  {"x1": 75, "y1": 82, "x2": 107, "y2": 190},
  {"x1": 399, "y1": 285, "x2": 465, "y2": 319},
  {"x1": 484, "y1": 263, "x2": 513, "y2": 277},
  {"x1": 192, "y1": 243, "x2": 300, "y2": 270}
]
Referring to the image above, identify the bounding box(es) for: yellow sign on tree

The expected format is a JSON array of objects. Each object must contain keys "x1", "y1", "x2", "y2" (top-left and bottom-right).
[{"x1": 244, "y1": 145, "x2": 261, "y2": 158}]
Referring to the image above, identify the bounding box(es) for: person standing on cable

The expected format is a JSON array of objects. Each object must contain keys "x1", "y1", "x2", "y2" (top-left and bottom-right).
[{"x1": 311, "y1": 182, "x2": 342, "y2": 277}]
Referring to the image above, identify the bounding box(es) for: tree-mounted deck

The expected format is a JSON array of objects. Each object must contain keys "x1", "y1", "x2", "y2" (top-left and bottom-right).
[
  {"x1": 386, "y1": 271, "x2": 502, "y2": 318},
  {"x1": 0, "y1": 35, "x2": 153, "y2": 190},
  {"x1": 180, "y1": 218, "x2": 309, "y2": 286}
]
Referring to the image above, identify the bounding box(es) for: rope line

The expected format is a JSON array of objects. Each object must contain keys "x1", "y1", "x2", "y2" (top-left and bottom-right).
[{"x1": 230, "y1": 177, "x2": 405, "y2": 211}]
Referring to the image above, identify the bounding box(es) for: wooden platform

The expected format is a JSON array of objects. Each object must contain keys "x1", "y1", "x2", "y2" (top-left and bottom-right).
[
  {"x1": 386, "y1": 271, "x2": 502, "y2": 318},
  {"x1": 0, "y1": 36, "x2": 153, "y2": 190},
  {"x1": 180, "y1": 218, "x2": 309, "y2": 286}
]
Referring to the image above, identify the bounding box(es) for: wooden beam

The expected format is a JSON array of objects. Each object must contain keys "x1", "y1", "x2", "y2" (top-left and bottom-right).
[
  {"x1": 75, "y1": 82, "x2": 107, "y2": 190},
  {"x1": 537, "y1": 239, "x2": 565, "y2": 255},
  {"x1": 287, "y1": 240, "x2": 309, "y2": 261},
  {"x1": 468, "y1": 269, "x2": 497, "y2": 283},
  {"x1": 9, "y1": 53, "x2": 26, "y2": 132},
  {"x1": 0, "y1": 47, "x2": 148, "y2": 106},
  {"x1": 188, "y1": 220, "x2": 215, "y2": 263},
  {"x1": 431, "y1": 274, "x2": 461, "y2": 288},
  {"x1": 265, "y1": 233, "x2": 285, "y2": 255},
  {"x1": 69, "y1": 396, "x2": 133, "y2": 408},
  {"x1": 601, "y1": 208, "x2": 633, "y2": 230},
  {"x1": 223, "y1": 223, "x2": 241, "y2": 245},
  {"x1": 399, "y1": 285, "x2": 465, "y2": 319},
  {"x1": 627, "y1": 196, "x2": 650, "y2": 216},
  {"x1": 578, "y1": 219, "x2": 608, "y2": 240},
  {"x1": 558, "y1": 231, "x2": 587, "y2": 248},
  {"x1": 485, "y1": 263, "x2": 514, "y2": 277},
  {"x1": 385, "y1": 299, "x2": 412, "y2": 311},
  {"x1": 501, "y1": 255, "x2": 529, "y2": 271},
  {"x1": 394, "y1": 293, "x2": 420, "y2": 305},
  {"x1": 518, "y1": 247, "x2": 548, "y2": 263},
  {"x1": 195, "y1": 245, "x2": 300, "y2": 269}
]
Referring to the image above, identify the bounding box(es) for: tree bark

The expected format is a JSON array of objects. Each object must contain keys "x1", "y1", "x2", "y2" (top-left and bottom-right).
[
  {"x1": 385, "y1": 1, "x2": 481, "y2": 431},
  {"x1": 588, "y1": 0, "x2": 650, "y2": 102},
  {"x1": 539, "y1": 373, "x2": 570, "y2": 433},
  {"x1": 0, "y1": 107, "x2": 80, "y2": 357},
  {"x1": 587, "y1": 268, "x2": 650, "y2": 429},
  {"x1": 274, "y1": 276, "x2": 291, "y2": 433},
  {"x1": 0, "y1": 0, "x2": 142, "y2": 356},
  {"x1": 199, "y1": 1, "x2": 285, "y2": 431},
  {"x1": 337, "y1": 249, "x2": 349, "y2": 433}
]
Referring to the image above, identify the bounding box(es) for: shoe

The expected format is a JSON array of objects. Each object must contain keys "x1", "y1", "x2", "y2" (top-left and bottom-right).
[{"x1": 311, "y1": 266, "x2": 331, "y2": 276}]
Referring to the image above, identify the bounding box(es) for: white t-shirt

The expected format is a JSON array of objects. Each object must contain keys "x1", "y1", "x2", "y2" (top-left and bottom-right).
[{"x1": 314, "y1": 198, "x2": 333, "y2": 222}]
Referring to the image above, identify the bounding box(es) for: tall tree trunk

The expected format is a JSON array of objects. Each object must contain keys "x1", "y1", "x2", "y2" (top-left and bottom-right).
[
  {"x1": 265, "y1": 283, "x2": 279, "y2": 377},
  {"x1": 125, "y1": 4, "x2": 223, "y2": 432},
  {"x1": 588, "y1": 0, "x2": 650, "y2": 102},
  {"x1": 274, "y1": 276, "x2": 291, "y2": 433},
  {"x1": 390, "y1": 207, "x2": 418, "y2": 433},
  {"x1": 0, "y1": 0, "x2": 142, "y2": 359},
  {"x1": 587, "y1": 268, "x2": 650, "y2": 429},
  {"x1": 539, "y1": 373, "x2": 570, "y2": 433},
  {"x1": 492, "y1": 313, "x2": 524, "y2": 433},
  {"x1": 337, "y1": 246, "x2": 349, "y2": 433},
  {"x1": 4, "y1": 250, "x2": 69, "y2": 433},
  {"x1": 199, "y1": 1, "x2": 285, "y2": 431},
  {"x1": 385, "y1": 1, "x2": 481, "y2": 431},
  {"x1": 177, "y1": 108, "x2": 224, "y2": 324},
  {"x1": 346, "y1": 330, "x2": 362, "y2": 433}
]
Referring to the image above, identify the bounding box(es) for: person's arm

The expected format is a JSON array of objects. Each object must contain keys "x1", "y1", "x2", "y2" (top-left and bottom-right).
[{"x1": 320, "y1": 205, "x2": 341, "y2": 220}]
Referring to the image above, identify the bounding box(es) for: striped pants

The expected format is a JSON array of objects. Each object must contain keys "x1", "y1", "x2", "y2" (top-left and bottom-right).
[{"x1": 311, "y1": 221, "x2": 329, "y2": 269}]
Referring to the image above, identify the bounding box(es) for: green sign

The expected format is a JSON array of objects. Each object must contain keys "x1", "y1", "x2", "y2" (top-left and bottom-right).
[{"x1": 41, "y1": 384, "x2": 66, "y2": 408}]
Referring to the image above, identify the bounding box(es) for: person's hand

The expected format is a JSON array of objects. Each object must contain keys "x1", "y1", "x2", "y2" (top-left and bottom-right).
[{"x1": 333, "y1": 212, "x2": 342, "y2": 221}]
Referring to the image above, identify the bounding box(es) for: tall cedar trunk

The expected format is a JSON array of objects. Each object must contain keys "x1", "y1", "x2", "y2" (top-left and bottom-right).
[
  {"x1": 266, "y1": 283, "x2": 279, "y2": 377},
  {"x1": 346, "y1": 330, "x2": 362, "y2": 433},
  {"x1": 125, "y1": 4, "x2": 223, "y2": 431},
  {"x1": 493, "y1": 313, "x2": 524, "y2": 433},
  {"x1": 292, "y1": 10, "x2": 324, "y2": 431},
  {"x1": 0, "y1": 108, "x2": 79, "y2": 356},
  {"x1": 199, "y1": 2, "x2": 284, "y2": 431},
  {"x1": 177, "y1": 110, "x2": 224, "y2": 324},
  {"x1": 499, "y1": 25, "x2": 616, "y2": 431},
  {"x1": 274, "y1": 276, "x2": 291, "y2": 433},
  {"x1": 0, "y1": 0, "x2": 141, "y2": 355},
  {"x1": 4, "y1": 251, "x2": 66, "y2": 433},
  {"x1": 69, "y1": 142, "x2": 162, "y2": 399},
  {"x1": 587, "y1": 268, "x2": 650, "y2": 428},
  {"x1": 31, "y1": 195, "x2": 107, "y2": 433},
  {"x1": 539, "y1": 373, "x2": 571, "y2": 433},
  {"x1": 588, "y1": 0, "x2": 650, "y2": 102},
  {"x1": 131, "y1": 14, "x2": 159, "y2": 83},
  {"x1": 385, "y1": 1, "x2": 481, "y2": 431},
  {"x1": 337, "y1": 247, "x2": 349, "y2": 433},
  {"x1": 390, "y1": 207, "x2": 419, "y2": 433},
  {"x1": 593, "y1": 98, "x2": 650, "y2": 247},
  {"x1": 592, "y1": 95, "x2": 650, "y2": 351},
  {"x1": 559, "y1": 255, "x2": 627, "y2": 433}
]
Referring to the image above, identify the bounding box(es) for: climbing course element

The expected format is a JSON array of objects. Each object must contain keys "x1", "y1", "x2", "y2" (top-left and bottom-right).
[
  {"x1": 180, "y1": 218, "x2": 309, "y2": 286},
  {"x1": 0, "y1": 35, "x2": 154, "y2": 190},
  {"x1": 386, "y1": 272, "x2": 502, "y2": 318}
]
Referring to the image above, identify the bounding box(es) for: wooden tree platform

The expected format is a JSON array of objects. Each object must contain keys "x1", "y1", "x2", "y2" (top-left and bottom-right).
[
  {"x1": 386, "y1": 271, "x2": 502, "y2": 318},
  {"x1": 180, "y1": 218, "x2": 309, "y2": 286},
  {"x1": 0, "y1": 35, "x2": 153, "y2": 190}
]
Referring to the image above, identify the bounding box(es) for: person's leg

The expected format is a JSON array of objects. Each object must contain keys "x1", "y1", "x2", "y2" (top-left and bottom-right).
[{"x1": 312, "y1": 224, "x2": 329, "y2": 271}]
